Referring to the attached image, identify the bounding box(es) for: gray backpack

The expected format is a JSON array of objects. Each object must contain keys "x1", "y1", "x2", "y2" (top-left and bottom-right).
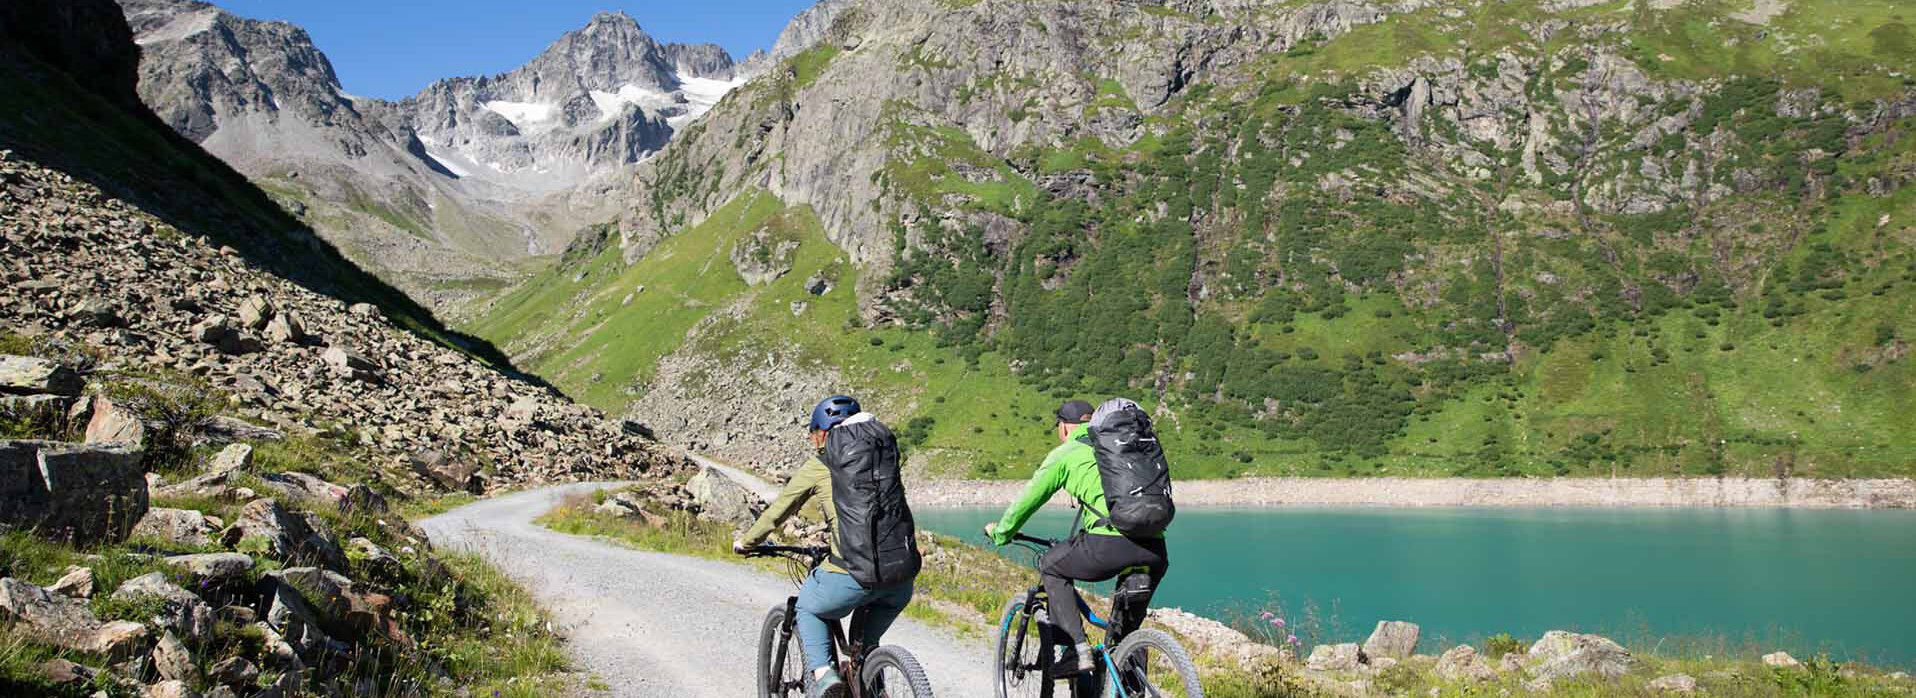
[{"x1": 1085, "y1": 398, "x2": 1176, "y2": 537}]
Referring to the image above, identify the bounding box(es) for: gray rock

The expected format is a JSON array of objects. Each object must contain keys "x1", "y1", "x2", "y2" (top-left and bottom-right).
[
  {"x1": 1, "y1": 440, "x2": 148, "y2": 545},
  {"x1": 1306, "y1": 642, "x2": 1365, "y2": 672},
  {"x1": 221, "y1": 498, "x2": 349, "y2": 570},
  {"x1": 686, "y1": 465, "x2": 762, "y2": 527},
  {"x1": 83, "y1": 395, "x2": 147, "y2": 445},
  {"x1": 142, "y1": 679, "x2": 199, "y2": 698},
  {"x1": 259, "y1": 471, "x2": 351, "y2": 508},
  {"x1": 198, "y1": 416, "x2": 286, "y2": 444},
  {"x1": 264, "y1": 310, "x2": 305, "y2": 343},
  {"x1": 37, "y1": 658, "x2": 104, "y2": 687},
  {"x1": 207, "y1": 656, "x2": 259, "y2": 687},
  {"x1": 237, "y1": 296, "x2": 275, "y2": 330},
  {"x1": 215, "y1": 330, "x2": 261, "y2": 356},
  {"x1": 730, "y1": 228, "x2": 799, "y2": 285},
  {"x1": 0, "y1": 578, "x2": 150, "y2": 658},
  {"x1": 152, "y1": 630, "x2": 197, "y2": 682},
  {"x1": 1436, "y1": 644, "x2": 1496, "y2": 682},
  {"x1": 191, "y1": 315, "x2": 232, "y2": 345},
  {"x1": 346, "y1": 537, "x2": 402, "y2": 576},
  {"x1": 409, "y1": 449, "x2": 479, "y2": 492},
  {"x1": 155, "y1": 444, "x2": 250, "y2": 499},
  {"x1": 1650, "y1": 673, "x2": 1698, "y2": 693},
  {"x1": 348, "y1": 302, "x2": 380, "y2": 318},
  {"x1": 1762, "y1": 651, "x2": 1801, "y2": 668},
  {"x1": 270, "y1": 567, "x2": 407, "y2": 645},
  {"x1": 1363, "y1": 620, "x2": 1420, "y2": 660},
  {"x1": 1523, "y1": 631, "x2": 1642, "y2": 690},
  {"x1": 0, "y1": 355, "x2": 81, "y2": 396},
  {"x1": 47, "y1": 565, "x2": 95, "y2": 598},
  {"x1": 161, "y1": 553, "x2": 255, "y2": 582},
  {"x1": 133, "y1": 508, "x2": 221, "y2": 547}
]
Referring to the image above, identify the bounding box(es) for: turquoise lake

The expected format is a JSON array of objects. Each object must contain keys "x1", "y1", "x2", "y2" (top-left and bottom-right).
[{"x1": 914, "y1": 506, "x2": 1916, "y2": 668}]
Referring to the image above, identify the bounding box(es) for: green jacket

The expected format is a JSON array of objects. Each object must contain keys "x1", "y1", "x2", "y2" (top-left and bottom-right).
[
  {"x1": 991, "y1": 422, "x2": 1158, "y2": 544},
  {"x1": 741, "y1": 456, "x2": 849, "y2": 575}
]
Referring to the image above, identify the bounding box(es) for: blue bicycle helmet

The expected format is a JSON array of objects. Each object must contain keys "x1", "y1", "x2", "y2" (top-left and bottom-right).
[{"x1": 809, "y1": 395, "x2": 861, "y2": 432}]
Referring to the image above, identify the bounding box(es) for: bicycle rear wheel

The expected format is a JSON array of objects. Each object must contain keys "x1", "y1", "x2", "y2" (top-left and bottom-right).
[
  {"x1": 1108, "y1": 628, "x2": 1203, "y2": 698},
  {"x1": 758, "y1": 604, "x2": 806, "y2": 698},
  {"x1": 862, "y1": 645, "x2": 935, "y2": 698},
  {"x1": 994, "y1": 597, "x2": 1050, "y2": 698}
]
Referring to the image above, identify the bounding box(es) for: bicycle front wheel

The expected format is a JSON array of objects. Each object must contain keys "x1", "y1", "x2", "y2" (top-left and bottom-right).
[
  {"x1": 1109, "y1": 628, "x2": 1203, "y2": 698},
  {"x1": 862, "y1": 645, "x2": 935, "y2": 698},
  {"x1": 994, "y1": 597, "x2": 1049, "y2": 698},
  {"x1": 757, "y1": 604, "x2": 805, "y2": 698}
]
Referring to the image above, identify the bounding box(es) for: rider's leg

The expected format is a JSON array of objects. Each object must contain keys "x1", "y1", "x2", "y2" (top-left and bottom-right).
[
  {"x1": 794, "y1": 569, "x2": 867, "y2": 672},
  {"x1": 849, "y1": 580, "x2": 915, "y2": 651},
  {"x1": 1037, "y1": 538, "x2": 1100, "y2": 647},
  {"x1": 1114, "y1": 538, "x2": 1170, "y2": 637}
]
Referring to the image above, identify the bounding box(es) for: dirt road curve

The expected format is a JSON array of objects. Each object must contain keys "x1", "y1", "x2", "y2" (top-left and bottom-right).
[{"x1": 419, "y1": 483, "x2": 994, "y2": 697}]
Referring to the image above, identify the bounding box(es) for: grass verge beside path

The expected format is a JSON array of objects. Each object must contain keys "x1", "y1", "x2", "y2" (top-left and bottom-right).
[{"x1": 538, "y1": 488, "x2": 1916, "y2": 698}]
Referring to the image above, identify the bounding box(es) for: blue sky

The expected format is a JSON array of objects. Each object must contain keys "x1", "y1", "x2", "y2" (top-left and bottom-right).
[{"x1": 222, "y1": 0, "x2": 816, "y2": 100}]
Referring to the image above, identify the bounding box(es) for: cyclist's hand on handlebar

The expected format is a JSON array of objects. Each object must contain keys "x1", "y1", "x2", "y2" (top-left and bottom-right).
[
  {"x1": 983, "y1": 522, "x2": 1002, "y2": 545},
  {"x1": 732, "y1": 539, "x2": 750, "y2": 555}
]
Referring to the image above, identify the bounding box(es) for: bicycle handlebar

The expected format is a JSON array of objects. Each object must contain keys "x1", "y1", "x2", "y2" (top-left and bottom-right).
[
  {"x1": 1010, "y1": 532, "x2": 1057, "y2": 547},
  {"x1": 743, "y1": 544, "x2": 832, "y2": 559}
]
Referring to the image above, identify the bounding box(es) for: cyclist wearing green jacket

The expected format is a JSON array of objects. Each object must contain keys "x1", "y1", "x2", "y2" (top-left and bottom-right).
[{"x1": 985, "y1": 400, "x2": 1170, "y2": 676}]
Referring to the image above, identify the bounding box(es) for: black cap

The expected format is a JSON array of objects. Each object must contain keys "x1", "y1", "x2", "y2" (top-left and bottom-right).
[{"x1": 1055, "y1": 400, "x2": 1095, "y2": 424}]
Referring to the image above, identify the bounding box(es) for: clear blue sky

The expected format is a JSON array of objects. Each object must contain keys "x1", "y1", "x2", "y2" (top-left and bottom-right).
[{"x1": 223, "y1": 0, "x2": 817, "y2": 100}]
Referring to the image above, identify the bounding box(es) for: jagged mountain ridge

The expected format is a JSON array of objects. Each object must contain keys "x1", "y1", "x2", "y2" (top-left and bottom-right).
[
  {"x1": 117, "y1": 0, "x2": 746, "y2": 313},
  {"x1": 478, "y1": 0, "x2": 1916, "y2": 479}
]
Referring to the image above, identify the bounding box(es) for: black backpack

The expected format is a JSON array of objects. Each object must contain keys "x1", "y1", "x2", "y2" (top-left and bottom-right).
[
  {"x1": 822, "y1": 416, "x2": 923, "y2": 587},
  {"x1": 1084, "y1": 398, "x2": 1176, "y2": 537}
]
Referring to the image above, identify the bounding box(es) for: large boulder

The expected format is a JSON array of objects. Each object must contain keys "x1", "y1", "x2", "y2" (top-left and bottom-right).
[
  {"x1": 1436, "y1": 644, "x2": 1497, "y2": 682},
  {"x1": 270, "y1": 567, "x2": 410, "y2": 646},
  {"x1": 132, "y1": 508, "x2": 222, "y2": 547},
  {"x1": 1, "y1": 440, "x2": 147, "y2": 545},
  {"x1": 0, "y1": 578, "x2": 150, "y2": 658},
  {"x1": 161, "y1": 553, "x2": 255, "y2": 582},
  {"x1": 1650, "y1": 673, "x2": 1698, "y2": 694},
  {"x1": 83, "y1": 394, "x2": 147, "y2": 445},
  {"x1": 1306, "y1": 642, "x2": 1365, "y2": 672},
  {"x1": 111, "y1": 573, "x2": 214, "y2": 640},
  {"x1": 152, "y1": 630, "x2": 197, "y2": 682},
  {"x1": 1523, "y1": 631, "x2": 1643, "y2": 690},
  {"x1": 0, "y1": 355, "x2": 81, "y2": 396},
  {"x1": 686, "y1": 465, "x2": 762, "y2": 527},
  {"x1": 408, "y1": 449, "x2": 480, "y2": 492},
  {"x1": 1363, "y1": 620, "x2": 1420, "y2": 660},
  {"x1": 156, "y1": 443, "x2": 250, "y2": 499},
  {"x1": 221, "y1": 498, "x2": 349, "y2": 570}
]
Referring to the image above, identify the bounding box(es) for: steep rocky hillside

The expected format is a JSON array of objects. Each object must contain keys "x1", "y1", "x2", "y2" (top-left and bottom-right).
[
  {"x1": 2, "y1": 0, "x2": 675, "y2": 489},
  {"x1": 478, "y1": 0, "x2": 1916, "y2": 480},
  {"x1": 118, "y1": 1, "x2": 745, "y2": 314}
]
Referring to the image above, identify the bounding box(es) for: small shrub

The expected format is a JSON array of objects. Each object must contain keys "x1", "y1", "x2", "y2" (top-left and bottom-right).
[{"x1": 1484, "y1": 633, "x2": 1526, "y2": 659}]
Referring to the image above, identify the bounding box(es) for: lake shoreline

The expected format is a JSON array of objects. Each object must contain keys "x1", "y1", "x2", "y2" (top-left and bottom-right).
[{"x1": 908, "y1": 476, "x2": 1916, "y2": 509}]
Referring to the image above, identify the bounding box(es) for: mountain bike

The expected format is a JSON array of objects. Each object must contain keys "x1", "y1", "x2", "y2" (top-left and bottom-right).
[
  {"x1": 991, "y1": 532, "x2": 1202, "y2": 698},
  {"x1": 746, "y1": 544, "x2": 935, "y2": 698}
]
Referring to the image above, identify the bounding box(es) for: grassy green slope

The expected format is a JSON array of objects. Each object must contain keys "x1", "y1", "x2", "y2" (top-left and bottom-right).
[{"x1": 478, "y1": 0, "x2": 1916, "y2": 480}]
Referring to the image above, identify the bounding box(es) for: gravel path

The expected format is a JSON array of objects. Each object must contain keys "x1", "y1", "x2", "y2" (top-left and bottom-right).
[{"x1": 419, "y1": 483, "x2": 994, "y2": 697}]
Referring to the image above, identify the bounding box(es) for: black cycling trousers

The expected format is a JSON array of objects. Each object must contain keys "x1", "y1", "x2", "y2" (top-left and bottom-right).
[{"x1": 1039, "y1": 533, "x2": 1169, "y2": 645}]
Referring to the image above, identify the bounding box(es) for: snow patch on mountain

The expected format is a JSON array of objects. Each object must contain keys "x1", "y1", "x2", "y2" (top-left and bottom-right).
[
  {"x1": 589, "y1": 84, "x2": 677, "y2": 122},
  {"x1": 483, "y1": 100, "x2": 556, "y2": 129},
  {"x1": 671, "y1": 72, "x2": 744, "y2": 127}
]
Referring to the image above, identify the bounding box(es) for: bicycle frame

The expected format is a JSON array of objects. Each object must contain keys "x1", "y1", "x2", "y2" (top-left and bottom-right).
[{"x1": 772, "y1": 586, "x2": 875, "y2": 697}]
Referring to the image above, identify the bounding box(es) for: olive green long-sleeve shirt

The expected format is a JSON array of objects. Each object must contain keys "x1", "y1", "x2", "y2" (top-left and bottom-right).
[{"x1": 740, "y1": 456, "x2": 848, "y2": 575}]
